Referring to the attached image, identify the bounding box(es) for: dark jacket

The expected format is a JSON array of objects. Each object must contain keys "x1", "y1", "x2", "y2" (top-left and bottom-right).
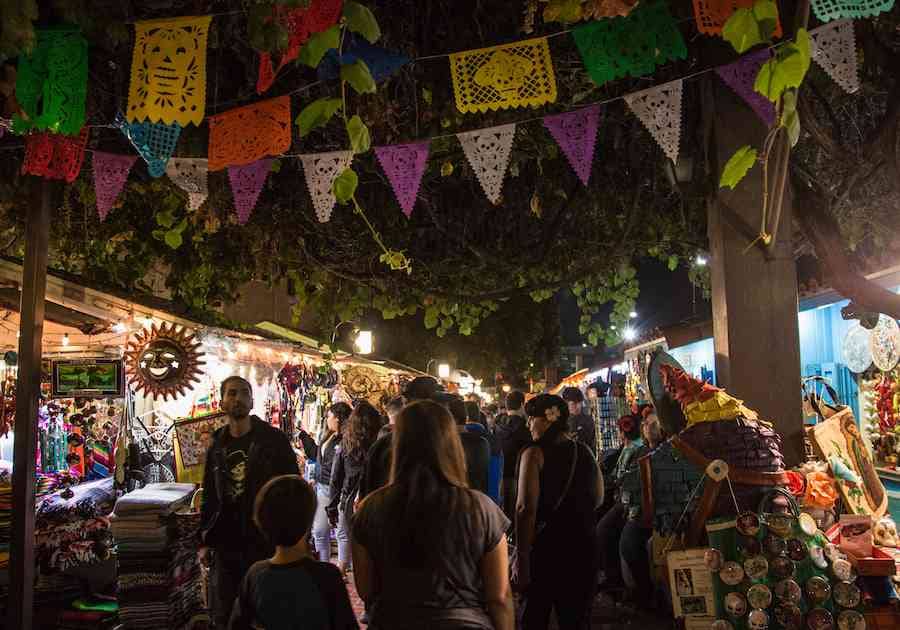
[
  {"x1": 359, "y1": 428, "x2": 393, "y2": 500},
  {"x1": 200, "y1": 416, "x2": 299, "y2": 547},
  {"x1": 459, "y1": 429, "x2": 490, "y2": 495},
  {"x1": 327, "y1": 445, "x2": 367, "y2": 518},
  {"x1": 495, "y1": 413, "x2": 532, "y2": 479},
  {"x1": 314, "y1": 432, "x2": 341, "y2": 487},
  {"x1": 568, "y1": 412, "x2": 597, "y2": 457}
]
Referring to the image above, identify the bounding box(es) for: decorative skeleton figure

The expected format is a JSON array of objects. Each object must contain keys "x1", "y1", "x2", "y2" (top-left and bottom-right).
[{"x1": 874, "y1": 516, "x2": 899, "y2": 548}]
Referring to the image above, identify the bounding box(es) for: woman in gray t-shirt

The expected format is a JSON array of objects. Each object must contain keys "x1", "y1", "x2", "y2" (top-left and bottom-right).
[{"x1": 351, "y1": 400, "x2": 513, "y2": 630}]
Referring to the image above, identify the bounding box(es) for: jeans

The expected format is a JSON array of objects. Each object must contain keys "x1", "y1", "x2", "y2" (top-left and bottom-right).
[
  {"x1": 313, "y1": 484, "x2": 351, "y2": 566},
  {"x1": 595, "y1": 502, "x2": 626, "y2": 584},
  {"x1": 620, "y1": 520, "x2": 653, "y2": 595}
]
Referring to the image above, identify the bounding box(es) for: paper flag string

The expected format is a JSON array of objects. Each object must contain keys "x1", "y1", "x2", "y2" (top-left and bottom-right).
[
  {"x1": 166, "y1": 158, "x2": 209, "y2": 211},
  {"x1": 543, "y1": 105, "x2": 601, "y2": 186},
  {"x1": 318, "y1": 36, "x2": 410, "y2": 84},
  {"x1": 811, "y1": 0, "x2": 895, "y2": 22},
  {"x1": 257, "y1": 0, "x2": 344, "y2": 93},
  {"x1": 692, "y1": 0, "x2": 783, "y2": 37},
  {"x1": 449, "y1": 37, "x2": 557, "y2": 114},
  {"x1": 208, "y1": 96, "x2": 292, "y2": 171},
  {"x1": 127, "y1": 15, "x2": 211, "y2": 126},
  {"x1": 374, "y1": 142, "x2": 430, "y2": 218},
  {"x1": 93, "y1": 152, "x2": 137, "y2": 221},
  {"x1": 715, "y1": 49, "x2": 775, "y2": 127},
  {"x1": 457, "y1": 124, "x2": 516, "y2": 205},
  {"x1": 573, "y1": 1, "x2": 686, "y2": 88},
  {"x1": 22, "y1": 128, "x2": 89, "y2": 183},
  {"x1": 300, "y1": 151, "x2": 354, "y2": 222},
  {"x1": 624, "y1": 79, "x2": 683, "y2": 163},
  {"x1": 810, "y1": 20, "x2": 860, "y2": 94},
  {"x1": 12, "y1": 28, "x2": 88, "y2": 136},
  {"x1": 115, "y1": 113, "x2": 182, "y2": 178},
  {"x1": 228, "y1": 158, "x2": 273, "y2": 225}
]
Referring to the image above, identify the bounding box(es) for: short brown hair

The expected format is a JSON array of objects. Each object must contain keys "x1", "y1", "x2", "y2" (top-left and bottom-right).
[{"x1": 253, "y1": 475, "x2": 316, "y2": 547}]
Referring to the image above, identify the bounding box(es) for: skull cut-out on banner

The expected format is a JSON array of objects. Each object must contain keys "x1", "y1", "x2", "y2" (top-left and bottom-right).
[{"x1": 124, "y1": 322, "x2": 205, "y2": 400}]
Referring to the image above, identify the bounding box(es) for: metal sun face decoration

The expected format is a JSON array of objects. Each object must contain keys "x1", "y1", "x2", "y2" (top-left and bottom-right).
[{"x1": 123, "y1": 322, "x2": 205, "y2": 401}]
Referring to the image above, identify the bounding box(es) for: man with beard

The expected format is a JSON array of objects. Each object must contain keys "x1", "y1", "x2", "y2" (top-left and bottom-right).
[{"x1": 199, "y1": 376, "x2": 300, "y2": 628}]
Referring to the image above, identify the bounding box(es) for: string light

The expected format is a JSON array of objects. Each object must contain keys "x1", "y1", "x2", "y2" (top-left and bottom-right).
[
  {"x1": 142, "y1": 315, "x2": 154, "y2": 327},
  {"x1": 112, "y1": 322, "x2": 127, "y2": 334},
  {"x1": 695, "y1": 255, "x2": 708, "y2": 266},
  {"x1": 629, "y1": 311, "x2": 638, "y2": 319},
  {"x1": 62, "y1": 333, "x2": 70, "y2": 347}
]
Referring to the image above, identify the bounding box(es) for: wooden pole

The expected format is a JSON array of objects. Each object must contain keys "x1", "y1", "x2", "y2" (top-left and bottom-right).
[{"x1": 7, "y1": 178, "x2": 52, "y2": 630}]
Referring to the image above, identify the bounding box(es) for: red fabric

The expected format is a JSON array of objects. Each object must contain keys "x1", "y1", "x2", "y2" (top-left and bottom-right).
[
  {"x1": 256, "y1": 0, "x2": 344, "y2": 93},
  {"x1": 22, "y1": 128, "x2": 89, "y2": 183}
]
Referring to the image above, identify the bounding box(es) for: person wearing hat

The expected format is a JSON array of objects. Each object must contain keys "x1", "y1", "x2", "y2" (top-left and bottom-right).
[
  {"x1": 561, "y1": 387, "x2": 597, "y2": 457},
  {"x1": 513, "y1": 394, "x2": 602, "y2": 629}
]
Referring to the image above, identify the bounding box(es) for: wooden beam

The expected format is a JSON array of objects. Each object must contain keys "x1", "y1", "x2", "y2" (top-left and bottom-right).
[{"x1": 7, "y1": 178, "x2": 52, "y2": 630}]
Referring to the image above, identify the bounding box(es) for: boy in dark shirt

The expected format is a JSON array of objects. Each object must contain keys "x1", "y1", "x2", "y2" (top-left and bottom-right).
[{"x1": 229, "y1": 475, "x2": 359, "y2": 630}]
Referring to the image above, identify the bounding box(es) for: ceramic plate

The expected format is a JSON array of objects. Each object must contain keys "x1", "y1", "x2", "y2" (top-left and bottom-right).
[
  {"x1": 870, "y1": 315, "x2": 900, "y2": 371},
  {"x1": 841, "y1": 322, "x2": 872, "y2": 373}
]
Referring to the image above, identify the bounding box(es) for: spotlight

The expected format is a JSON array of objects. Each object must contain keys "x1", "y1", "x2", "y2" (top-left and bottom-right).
[
  {"x1": 695, "y1": 255, "x2": 708, "y2": 266},
  {"x1": 629, "y1": 311, "x2": 638, "y2": 319},
  {"x1": 624, "y1": 328, "x2": 637, "y2": 342}
]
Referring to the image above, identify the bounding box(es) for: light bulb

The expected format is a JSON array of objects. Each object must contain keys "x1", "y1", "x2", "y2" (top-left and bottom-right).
[
  {"x1": 62, "y1": 333, "x2": 70, "y2": 347},
  {"x1": 623, "y1": 328, "x2": 637, "y2": 342},
  {"x1": 629, "y1": 311, "x2": 638, "y2": 319},
  {"x1": 142, "y1": 315, "x2": 154, "y2": 327},
  {"x1": 112, "y1": 322, "x2": 127, "y2": 334},
  {"x1": 695, "y1": 255, "x2": 708, "y2": 266}
]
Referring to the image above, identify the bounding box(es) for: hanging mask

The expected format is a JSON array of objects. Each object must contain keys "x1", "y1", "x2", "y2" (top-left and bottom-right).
[
  {"x1": 874, "y1": 516, "x2": 899, "y2": 548},
  {"x1": 124, "y1": 322, "x2": 205, "y2": 401}
]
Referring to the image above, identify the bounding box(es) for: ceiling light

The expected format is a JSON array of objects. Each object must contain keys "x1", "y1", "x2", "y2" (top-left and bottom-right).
[
  {"x1": 112, "y1": 322, "x2": 127, "y2": 334},
  {"x1": 624, "y1": 328, "x2": 637, "y2": 342},
  {"x1": 62, "y1": 333, "x2": 70, "y2": 347}
]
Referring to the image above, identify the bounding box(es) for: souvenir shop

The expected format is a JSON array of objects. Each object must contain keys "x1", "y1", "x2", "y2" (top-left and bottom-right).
[{"x1": 0, "y1": 261, "x2": 415, "y2": 628}]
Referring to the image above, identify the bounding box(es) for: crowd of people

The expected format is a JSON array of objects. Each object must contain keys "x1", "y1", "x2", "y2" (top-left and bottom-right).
[{"x1": 198, "y1": 374, "x2": 662, "y2": 630}]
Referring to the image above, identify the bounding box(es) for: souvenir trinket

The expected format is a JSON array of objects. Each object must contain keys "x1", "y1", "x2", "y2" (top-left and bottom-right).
[
  {"x1": 767, "y1": 513, "x2": 795, "y2": 538},
  {"x1": 705, "y1": 548, "x2": 724, "y2": 571},
  {"x1": 832, "y1": 558, "x2": 855, "y2": 582},
  {"x1": 765, "y1": 534, "x2": 788, "y2": 557},
  {"x1": 833, "y1": 581, "x2": 861, "y2": 609},
  {"x1": 724, "y1": 592, "x2": 748, "y2": 618},
  {"x1": 787, "y1": 538, "x2": 808, "y2": 562},
  {"x1": 712, "y1": 621, "x2": 735, "y2": 630},
  {"x1": 748, "y1": 608, "x2": 770, "y2": 630},
  {"x1": 806, "y1": 576, "x2": 832, "y2": 605},
  {"x1": 739, "y1": 535, "x2": 762, "y2": 557},
  {"x1": 770, "y1": 556, "x2": 795, "y2": 580},
  {"x1": 799, "y1": 512, "x2": 819, "y2": 536},
  {"x1": 737, "y1": 511, "x2": 762, "y2": 536},
  {"x1": 748, "y1": 584, "x2": 773, "y2": 609},
  {"x1": 825, "y1": 543, "x2": 846, "y2": 563},
  {"x1": 773, "y1": 602, "x2": 803, "y2": 629},
  {"x1": 836, "y1": 609, "x2": 865, "y2": 630},
  {"x1": 874, "y1": 516, "x2": 898, "y2": 548},
  {"x1": 806, "y1": 607, "x2": 835, "y2": 630},
  {"x1": 744, "y1": 555, "x2": 769, "y2": 581},
  {"x1": 774, "y1": 578, "x2": 802, "y2": 605},
  {"x1": 720, "y1": 561, "x2": 745, "y2": 586},
  {"x1": 810, "y1": 545, "x2": 829, "y2": 569}
]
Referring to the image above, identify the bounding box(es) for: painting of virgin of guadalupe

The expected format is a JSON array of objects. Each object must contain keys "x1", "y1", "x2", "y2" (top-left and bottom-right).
[{"x1": 809, "y1": 407, "x2": 888, "y2": 518}]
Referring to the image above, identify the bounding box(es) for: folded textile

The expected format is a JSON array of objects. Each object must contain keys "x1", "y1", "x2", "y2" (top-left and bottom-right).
[{"x1": 112, "y1": 483, "x2": 195, "y2": 516}]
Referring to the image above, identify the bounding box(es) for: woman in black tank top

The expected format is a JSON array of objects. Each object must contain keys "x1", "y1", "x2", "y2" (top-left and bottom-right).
[{"x1": 513, "y1": 394, "x2": 602, "y2": 630}]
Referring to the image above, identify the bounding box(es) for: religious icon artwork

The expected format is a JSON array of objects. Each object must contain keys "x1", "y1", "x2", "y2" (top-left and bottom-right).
[
  {"x1": 809, "y1": 406, "x2": 887, "y2": 517},
  {"x1": 127, "y1": 15, "x2": 212, "y2": 126},
  {"x1": 123, "y1": 322, "x2": 205, "y2": 401}
]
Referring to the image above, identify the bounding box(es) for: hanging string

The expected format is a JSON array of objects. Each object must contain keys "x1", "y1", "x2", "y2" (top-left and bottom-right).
[
  {"x1": 662, "y1": 472, "x2": 707, "y2": 555},
  {"x1": 725, "y1": 473, "x2": 742, "y2": 515}
]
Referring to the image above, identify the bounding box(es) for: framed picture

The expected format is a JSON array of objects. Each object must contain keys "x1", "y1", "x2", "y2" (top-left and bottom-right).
[
  {"x1": 51, "y1": 359, "x2": 125, "y2": 398},
  {"x1": 174, "y1": 412, "x2": 229, "y2": 469}
]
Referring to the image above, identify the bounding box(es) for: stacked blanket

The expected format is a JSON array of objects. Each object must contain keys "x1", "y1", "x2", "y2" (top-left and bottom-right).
[{"x1": 112, "y1": 483, "x2": 203, "y2": 629}]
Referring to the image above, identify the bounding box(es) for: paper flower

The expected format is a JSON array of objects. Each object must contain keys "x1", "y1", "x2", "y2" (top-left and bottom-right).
[
  {"x1": 803, "y1": 471, "x2": 838, "y2": 509},
  {"x1": 785, "y1": 470, "x2": 807, "y2": 497}
]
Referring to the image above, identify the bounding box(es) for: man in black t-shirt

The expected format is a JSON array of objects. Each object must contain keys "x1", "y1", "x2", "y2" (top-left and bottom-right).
[{"x1": 199, "y1": 376, "x2": 300, "y2": 628}]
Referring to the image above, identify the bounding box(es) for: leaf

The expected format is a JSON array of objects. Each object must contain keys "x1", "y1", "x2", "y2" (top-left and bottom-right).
[
  {"x1": 667, "y1": 255, "x2": 678, "y2": 271},
  {"x1": 544, "y1": 0, "x2": 583, "y2": 23},
  {"x1": 719, "y1": 145, "x2": 758, "y2": 189},
  {"x1": 781, "y1": 90, "x2": 800, "y2": 147},
  {"x1": 332, "y1": 168, "x2": 358, "y2": 204},
  {"x1": 424, "y1": 306, "x2": 439, "y2": 329},
  {"x1": 343, "y1": 1, "x2": 381, "y2": 43},
  {"x1": 722, "y1": 8, "x2": 763, "y2": 54},
  {"x1": 752, "y1": 0, "x2": 779, "y2": 41},
  {"x1": 421, "y1": 88, "x2": 432, "y2": 105},
  {"x1": 270, "y1": 159, "x2": 282, "y2": 174},
  {"x1": 155, "y1": 209, "x2": 176, "y2": 228},
  {"x1": 164, "y1": 230, "x2": 183, "y2": 249},
  {"x1": 296, "y1": 98, "x2": 342, "y2": 137},
  {"x1": 346, "y1": 115, "x2": 371, "y2": 154},
  {"x1": 754, "y1": 29, "x2": 811, "y2": 102},
  {"x1": 298, "y1": 25, "x2": 341, "y2": 68},
  {"x1": 341, "y1": 59, "x2": 376, "y2": 94},
  {"x1": 441, "y1": 161, "x2": 454, "y2": 177}
]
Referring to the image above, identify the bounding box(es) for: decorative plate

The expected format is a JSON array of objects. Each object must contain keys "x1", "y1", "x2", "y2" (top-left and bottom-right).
[
  {"x1": 841, "y1": 322, "x2": 872, "y2": 373},
  {"x1": 869, "y1": 315, "x2": 900, "y2": 372}
]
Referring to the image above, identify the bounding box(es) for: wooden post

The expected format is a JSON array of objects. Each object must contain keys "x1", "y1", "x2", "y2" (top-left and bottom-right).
[
  {"x1": 7, "y1": 178, "x2": 52, "y2": 630},
  {"x1": 707, "y1": 79, "x2": 804, "y2": 466}
]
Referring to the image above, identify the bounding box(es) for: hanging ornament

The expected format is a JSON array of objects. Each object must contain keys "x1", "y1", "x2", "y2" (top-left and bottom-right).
[
  {"x1": 870, "y1": 315, "x2": 900, "y2": 372},
  {"x1": 842, "y1": 321, "x2": 873, "y2": 374},
  {"x1": 228, "y1": 158, "x2": 273, "y2": 225},
  {"x1": 457, "y1": 124, "x2": 517, "y2": 205},
  {"x1": 127, "y1": 15, "x2": 212, "y2": 126},
  {"x1": 374, "y1": 142, "x2": 430, "y2": 218},
  {"x1": 715, "y1": 49, "x2": 776, "y2": 127},
  {"x1": 449, "y1": 37, "x2": 557, "y2": 114},
  {"x1": 572, "y1": 1, "x2": 686, "y2": 88},
  {"x1": 165, "y1": 158, "x2": 209, "y2": 211},
  {"x1": 256, "y1": 0, "x2": 344, "y2": 93},
  {"x1": 811, "y1": 0, "x2": 895, "y2": 22},
  {"x1": 300, "y1": 151, "x2": 354, "y2": 222},
  {"x1": 115, "y1": 113, "x2": 181, "y2": 178},
  {"x1": 317, "y1": 35, "x2": 410, "y2": 84},
  {"x1": 92, "y1": 152, "x2": 137, "y2": 221},
  {"x1": 22, "y1": 128, "x2": 89, "y2": 183},
  {"x1": 12, "y1": 27, "x2": 88, "y2": 136},
  {"x1": 810, "y1": 20, "x2": 860, "y2": 94},
  {"x1": 693, "y1": 0, "x2": 783, "y2": 37},
  {"x1": 624, "y1": 79, "x2": 683, "y2": 163},
  {"x1": 208, "y1": 96, "x2": 291, "y2": 171},
  {"x1": 123, "y1": 322, "x2": 205, "y2": 401},
  {"x1": 543, "y1": 105, "x2": 601, "y2": 186}
]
